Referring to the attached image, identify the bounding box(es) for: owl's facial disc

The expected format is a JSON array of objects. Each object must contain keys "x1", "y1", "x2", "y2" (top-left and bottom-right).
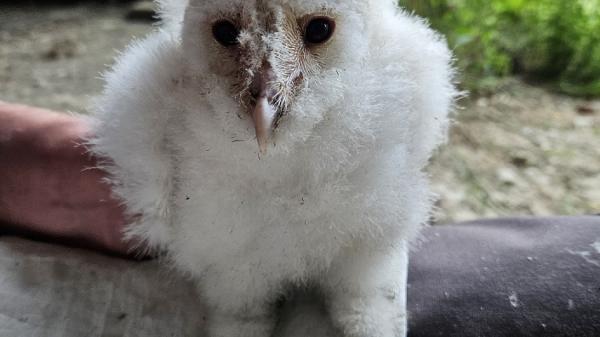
[{"x1": 210, "y1": 9, "x2": 336, "y2": 154}]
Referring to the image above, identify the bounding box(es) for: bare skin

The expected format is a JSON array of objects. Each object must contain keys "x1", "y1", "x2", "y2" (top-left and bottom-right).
[{"x1": 0, "y1": 101, "x2": 135, "y2": 257}]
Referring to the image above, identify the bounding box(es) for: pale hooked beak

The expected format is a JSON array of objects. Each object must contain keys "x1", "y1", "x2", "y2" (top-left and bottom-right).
[{"x1": 250, "y1": 63, "x2": 278, "y2": 155}]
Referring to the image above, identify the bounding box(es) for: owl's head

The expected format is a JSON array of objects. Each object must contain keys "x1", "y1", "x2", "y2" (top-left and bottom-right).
[{"x1": 167, "y1": 0, "x2": 454, "y2": 164}]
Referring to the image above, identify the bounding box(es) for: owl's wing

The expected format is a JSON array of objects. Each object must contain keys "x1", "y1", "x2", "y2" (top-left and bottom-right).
[
  {"x1": 367, "y1": 9, "x2": 457, "y2": 168},
  {"x1": 87, "y1": 31, "x2": 183, "y2": 253}
]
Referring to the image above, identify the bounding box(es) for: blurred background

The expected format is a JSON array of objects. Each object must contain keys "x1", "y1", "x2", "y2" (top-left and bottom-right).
[{"x1": 0, "y1": 0, "x2": 598, "y2": 224}]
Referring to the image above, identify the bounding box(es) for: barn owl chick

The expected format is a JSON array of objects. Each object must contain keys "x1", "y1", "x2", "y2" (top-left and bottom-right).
[{"x1": 88, "y1": 0, "x2": 456, "y2": 336}]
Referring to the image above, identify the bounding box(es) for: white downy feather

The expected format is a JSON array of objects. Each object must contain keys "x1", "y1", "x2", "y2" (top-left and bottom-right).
[{"x1": 88, "y1": 1, "x2": 457, "y2": 336}]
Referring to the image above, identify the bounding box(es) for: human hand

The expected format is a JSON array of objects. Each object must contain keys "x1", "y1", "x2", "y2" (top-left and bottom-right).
[{"x1": 0, "y1": 101, "x2": 138, "y2": 257}]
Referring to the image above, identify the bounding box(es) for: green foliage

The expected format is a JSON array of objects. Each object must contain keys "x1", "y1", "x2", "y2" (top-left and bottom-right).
[{"x1": 400, "y1": 0, "x2": 600, "y2": 96}]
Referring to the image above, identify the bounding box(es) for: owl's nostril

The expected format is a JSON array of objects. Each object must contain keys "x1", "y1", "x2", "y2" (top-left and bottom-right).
[
  {"x1": 249, "y1": 62, "x2": 276, "y2": 101},
  {"x1": 250, "y1": 80, "x2": 263, "y2": 100}
]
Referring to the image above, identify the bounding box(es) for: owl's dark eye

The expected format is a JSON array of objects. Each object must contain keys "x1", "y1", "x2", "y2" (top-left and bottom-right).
[
  {"x1": 212, "y1": 20, "x2": 240, "y2": 47},
  {"x1": 304, "y1": 17, "x2": 336, "y2": 45}
]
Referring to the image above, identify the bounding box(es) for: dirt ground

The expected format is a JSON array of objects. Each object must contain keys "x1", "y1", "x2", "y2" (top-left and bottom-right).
[{"x1": 1, "y1": 3, "x2": 598, "y2": 224}]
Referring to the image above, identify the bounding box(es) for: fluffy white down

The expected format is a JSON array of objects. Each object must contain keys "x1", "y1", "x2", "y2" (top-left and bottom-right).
[{"x1": 88, "y1": 0, "x2": 456, "y2": 336}]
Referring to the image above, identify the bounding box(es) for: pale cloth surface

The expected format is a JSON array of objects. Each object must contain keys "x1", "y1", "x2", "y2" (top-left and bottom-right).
[
  {"x1": 1, "y1": 216, "x2": 599, "y2": 337},
  {"x1": 0, "y1": 237, "x2": 338, "y2": 337}
]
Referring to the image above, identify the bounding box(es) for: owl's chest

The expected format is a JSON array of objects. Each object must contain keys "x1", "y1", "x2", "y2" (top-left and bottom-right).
[
  {"x1": 172, "y1": 153, "x2": 335, "y2": 231},
  {"x1": 168, "y1": 153, "x2": 376, "y2": 263}
]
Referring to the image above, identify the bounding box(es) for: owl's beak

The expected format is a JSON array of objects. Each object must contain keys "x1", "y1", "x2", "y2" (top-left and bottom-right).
[
  {"x1": 250, "y1": 63, "x2": 278, "y2": 155},
  {"x1": 252, "y1": 95, "x2": 277, "y2": 155}
]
